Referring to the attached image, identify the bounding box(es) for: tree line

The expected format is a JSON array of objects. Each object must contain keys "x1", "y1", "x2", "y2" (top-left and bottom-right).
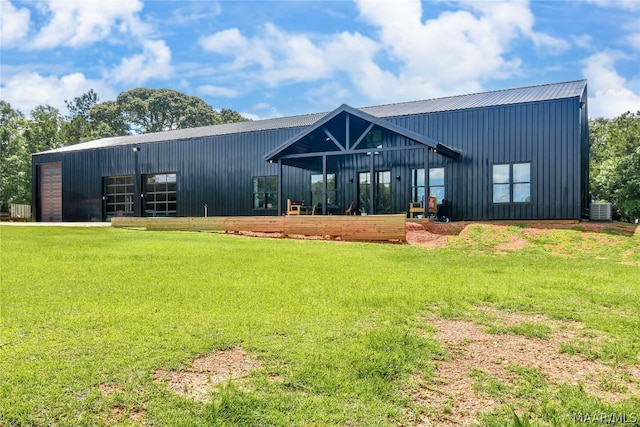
[
  {"x1": 1, "y1": 91, "x2": 638, "y2": 221},
  {"x1": 589, "y1": 111, "x2": 640, "y2": 222},
  {"x1": 0, "y1": 88, "x2": 247, "y2": 211}
]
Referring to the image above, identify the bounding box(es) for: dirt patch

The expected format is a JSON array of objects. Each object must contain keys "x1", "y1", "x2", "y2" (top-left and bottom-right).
[
  {"x1": 413, "y1": 308, "x2": 640, "y2": 426},
  {"x1": 406, "y1": 221, "x2": 449, "y2": 248},
  {"x1": 105, "y1": 406, "x2": 145, "y2": 425},
  {"x1": 154, "y1": 347, "x2": 261, "y2": 402},
  {"x1": 98, "y1": 383, "x2": 125, "y2": 396}
]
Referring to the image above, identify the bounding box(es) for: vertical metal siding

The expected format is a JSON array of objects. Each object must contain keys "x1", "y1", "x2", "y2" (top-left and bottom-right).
[{"x1": 32, "y1": 97, "x2": 584, "y2": 221}]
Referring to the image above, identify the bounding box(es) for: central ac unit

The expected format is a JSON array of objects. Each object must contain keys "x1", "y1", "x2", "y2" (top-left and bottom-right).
[{"x1": 590, "y1": 202, "x2": 612, "y2": 221}]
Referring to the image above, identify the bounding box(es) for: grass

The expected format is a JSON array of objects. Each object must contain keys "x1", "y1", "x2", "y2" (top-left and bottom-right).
[{"x1": 1, "y1": 224, "x2": 639, "y2": 426}]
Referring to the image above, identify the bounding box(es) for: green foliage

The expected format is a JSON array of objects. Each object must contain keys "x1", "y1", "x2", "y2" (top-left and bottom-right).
[
  {"x1": 590, "y1": 111, "x2": 640, "y2": 222},
  {"x1": 0, "y1": 101, "x2": 29, "y2": 210},
  {"x1": 117, "y1": 88, "x2": 247, "y2": 133}
]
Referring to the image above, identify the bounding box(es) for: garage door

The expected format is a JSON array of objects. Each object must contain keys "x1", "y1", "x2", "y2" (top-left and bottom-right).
[{"x1": 39, "y1": 163, "x2": 62, "y2": 222}]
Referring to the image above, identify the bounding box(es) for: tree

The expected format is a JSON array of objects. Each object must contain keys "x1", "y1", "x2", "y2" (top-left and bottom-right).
[
  {"x1": 23, "y1": 105, "x2": 64, "y2": 153},
  {"x1": 117, "y1": 88, "x2": 223, "y2": 133},
  {"x1": 0, "y1": 101, "x2": 30, "y2": 210},
  {"x1": 62, "y1": 89, "x2": 101, "y2": 143},
  {"x1": 590, "y1": 111, "x2": 640, "y2": 222},
  {"x1": 217, "y1": 108, "x2": 247, "y2": 125}
]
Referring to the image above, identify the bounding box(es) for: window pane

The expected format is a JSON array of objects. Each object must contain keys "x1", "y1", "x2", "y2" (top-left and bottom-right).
[
  {"x1": 412, "y1": 169, "x2": 425, "y2": 187},
  {"x1": 265, "y1": 176, "x2": 277, "y2": 192},
  {"x1": 429, "y1": 186, "x2": 445, "y2": 203},
  {"x1": 493, "y1": 164, "x2": 510, "y2": 184},
  {"x1": 429, "y1": 168, "x2": 444, "y2": 186},
  {"x1": 253, "y1": 177, "x2": 264, "y2": 193},
  {"x1": 493, "y1": 184, "x2": 511, "y2": 203},
  {"x1": 513, "y1": 163, "x2": 530, "y2": 183},
  {"x1": 254, "y1": 193, "x2": 265, "y2": 209},
  {"x1": 327, "y1": 190, "x2": 336, "y2": 205},
  {"x1": 265, "y1": 193, "x2": 276, "y2": 209},
  {"x1": 327, "y1": 174, "x2": 336, "y2": 190},
  {"x1": 513, "y1": 183, "x2": 531, "y2": 202}
]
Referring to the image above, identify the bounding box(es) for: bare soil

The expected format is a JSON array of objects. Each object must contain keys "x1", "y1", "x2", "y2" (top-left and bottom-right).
[
  {"x1": 153, "y1": 346, "x2": 261, "y2": 403},
  {"x1": 412, "y1": 307, "x2": 640, "y2": 426},
  {"x1": 405, "y1": 220, "x2": 637, "y2": 250}
]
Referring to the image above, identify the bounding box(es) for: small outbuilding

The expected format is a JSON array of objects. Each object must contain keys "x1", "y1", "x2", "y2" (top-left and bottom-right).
[{"x1": 32, "y1": 80, "x2": 589, "y2": 222}]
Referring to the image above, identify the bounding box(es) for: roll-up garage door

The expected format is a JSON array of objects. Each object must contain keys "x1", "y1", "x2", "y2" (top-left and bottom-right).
[{"x1": 39, "y1": 162, "x2": 62, "y2": 222}]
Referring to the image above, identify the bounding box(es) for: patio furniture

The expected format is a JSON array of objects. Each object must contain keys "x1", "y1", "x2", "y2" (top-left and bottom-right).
[
  {"x1": 409, "y1": 201, "x2": 424, "y2": 218},
  {"x1": 287, "y1": 199, "x2": 312, "y2": 215}
]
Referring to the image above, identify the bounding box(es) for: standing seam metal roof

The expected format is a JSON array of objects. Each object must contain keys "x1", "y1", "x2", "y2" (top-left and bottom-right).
[{"x1": 36, "y1": 80, "x2": 586, "y2": 155}]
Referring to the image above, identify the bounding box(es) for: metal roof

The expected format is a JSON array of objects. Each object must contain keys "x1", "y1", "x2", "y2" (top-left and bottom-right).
[{"x1": 36, "y1": 80, "x2": 586, "y2": 155}]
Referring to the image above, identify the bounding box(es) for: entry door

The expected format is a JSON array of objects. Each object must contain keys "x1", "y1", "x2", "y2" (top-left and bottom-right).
[
  {"x1": 358, "y1": 171, "x2": 391, "y2": 214},
  {"x1": 39, "y1": 163, "x2": 62, "y2": 222}
]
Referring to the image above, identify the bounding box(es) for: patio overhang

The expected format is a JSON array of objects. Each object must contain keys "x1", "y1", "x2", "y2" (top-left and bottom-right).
[{"x1": 264, "y1": 104, "x2": 460, "y2": 168}]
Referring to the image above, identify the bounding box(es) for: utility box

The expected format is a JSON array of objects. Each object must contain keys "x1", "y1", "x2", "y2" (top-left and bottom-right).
[{"x1": 589, "y1": 202, "x2": 612, "y2": 221}]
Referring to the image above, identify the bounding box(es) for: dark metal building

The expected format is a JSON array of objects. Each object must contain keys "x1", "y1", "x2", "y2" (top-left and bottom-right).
[{"x1": 32, "y1": 80, "x2": 589, "y2": 222}]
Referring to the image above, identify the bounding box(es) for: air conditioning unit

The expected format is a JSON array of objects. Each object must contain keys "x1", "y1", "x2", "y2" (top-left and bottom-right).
[{"x1": 590, "y1": 202, "x2": 612, "y2": 221}]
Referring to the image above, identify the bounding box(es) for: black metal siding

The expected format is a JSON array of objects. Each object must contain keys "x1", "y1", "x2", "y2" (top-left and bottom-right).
[{"x1": 32, "y1": 96, "x2": 585, "y2": 221}]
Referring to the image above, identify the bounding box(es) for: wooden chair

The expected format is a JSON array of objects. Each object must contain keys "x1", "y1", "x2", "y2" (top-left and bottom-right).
[
  {"x1": 409, "y1": 201, "x2": 424, "y2": 218},
  {"x1": 287, "y1": 199, "x2": 306, "y2": 215}
]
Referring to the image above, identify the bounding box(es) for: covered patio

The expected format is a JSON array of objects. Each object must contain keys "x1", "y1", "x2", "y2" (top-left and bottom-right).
[{"x1": 264, "y1": 104, "x2": 460, "y2": 216}]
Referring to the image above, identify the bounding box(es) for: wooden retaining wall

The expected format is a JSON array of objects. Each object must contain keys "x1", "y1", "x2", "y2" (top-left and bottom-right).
[{"x1": 111, "y1": 215, "x2": 406, "y2": 242}]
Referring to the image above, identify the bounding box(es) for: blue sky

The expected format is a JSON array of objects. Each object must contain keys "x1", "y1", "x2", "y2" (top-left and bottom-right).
[{"x1": 1, "y1": 0, "x2": 639, "y2": 120}]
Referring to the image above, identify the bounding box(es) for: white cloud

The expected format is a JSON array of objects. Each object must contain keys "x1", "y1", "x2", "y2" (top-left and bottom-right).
[
  {"x1": 111, "y1": 40, "x2": 172, "y2": 85},
  {"x1": 353, "y1": 0, "x2": 570, "y2": 100},
  {"x1": 572, "y1": 34, "x2": 594, "y2": 50},
  {"x1": 583, "y1": 0, "x2": 640, "y2": 11},
  {"x1": 201, "y1": 24, "x2": 330, "y2": 85},
  {"x1": 197, "y1": 1, "x2": 573, "y2": 105},
  {"x1": 0, "y1": 1, "x2": 31, "y2": 48},
  {"x1": 627, "y1": 32, "x2": 640, "y2": 52},
  {"x1": 0, "y1": 71, "x2": 116, "y2": 114},
  {"x1": 198, "y1": 85, "x2": 239, "y2": 98},
  {"x1": 582, "y1": 51, "x2": 640, "y2": 118},
  {"x1": 29, "y1": 0, "x2": 146, "y2": 49}
]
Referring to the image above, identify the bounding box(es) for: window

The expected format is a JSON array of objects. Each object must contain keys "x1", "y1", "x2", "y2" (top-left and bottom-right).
[
  {"x1": 253, "y1": 176, "x2": 277, "y2": 209},
  {"x1": 492, "y1": 163, "x2": 531, "y2": 203},
  {"x1": 311, "y1": 174, "x2": 336, "y2": 208},
  {"x1": 411, "y1": 169, "x2": 425, "y2": 203},
  {"x1": 144, "y1": 173, "x2": 177, "y2": 216},
  {"x1": 105, "y1": 175, "x2": 134, "y2": 217},
  {"x1": 429, "y1": 167, "x2": 445, "y2": 203}
]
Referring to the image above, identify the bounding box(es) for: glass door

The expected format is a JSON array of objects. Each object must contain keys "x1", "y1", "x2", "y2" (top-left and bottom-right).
[
  {"x1": 358, "y1": 172, "x2": 370, "y2": 215},
  {"x1": 358, "y1": 171, "x2": 391, "y2": 214},
  {"x1": 375, "y1": 171, "x2": 391, "y2": 214}
]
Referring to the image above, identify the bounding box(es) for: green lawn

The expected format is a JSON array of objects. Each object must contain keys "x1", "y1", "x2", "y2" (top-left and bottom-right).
[{"x1": 1, "y1": 225, "x2": 638, "y2": 426}]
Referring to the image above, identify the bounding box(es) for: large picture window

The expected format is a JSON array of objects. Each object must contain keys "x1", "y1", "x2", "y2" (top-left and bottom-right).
[
  {"x1": 253, "y1": 176, "x2": 277, "y2": 209},
  {"x1": 429, "y1": 167, "x2": 445, "y2": 203},
  {"x1": 493, "y1": 163, "x2": 531, "y2": 203},
  {"x1": 144, "y1": 173, "x2": 177, "y2": 216}
]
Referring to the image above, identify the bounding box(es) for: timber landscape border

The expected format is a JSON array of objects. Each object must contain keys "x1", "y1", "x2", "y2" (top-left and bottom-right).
[{"x1": 111, "y1": 215, "x2": 407, "y2": 242}]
